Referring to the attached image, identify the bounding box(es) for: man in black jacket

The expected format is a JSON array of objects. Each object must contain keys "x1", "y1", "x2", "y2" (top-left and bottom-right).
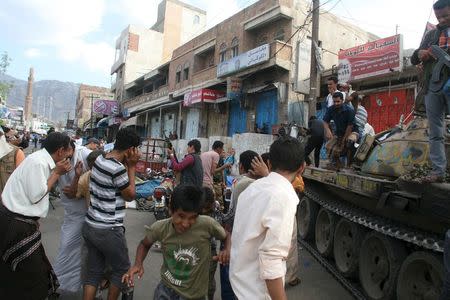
[
  {"x1": 304, "y1": 116, "x2": 324, "y2": 167},
  {"x1": 411, "y1": 0, "x2": 450, "y2": 183}
]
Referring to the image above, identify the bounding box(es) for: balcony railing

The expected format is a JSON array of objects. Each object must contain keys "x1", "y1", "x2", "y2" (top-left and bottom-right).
[
  {"x1": 193, "y1": 65, "x2": 217, "y2": 86},
  {"x1": 270, "y1": 40, "x2": 292, "y2": 63},
  {"x1": 122, "y1": 85, "x2": 169, "y2": 110}
]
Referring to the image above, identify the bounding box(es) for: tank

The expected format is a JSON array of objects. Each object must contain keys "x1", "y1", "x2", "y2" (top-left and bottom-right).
[{"x1": 299, "y1": 116, "x2": 450, "y2": 300}]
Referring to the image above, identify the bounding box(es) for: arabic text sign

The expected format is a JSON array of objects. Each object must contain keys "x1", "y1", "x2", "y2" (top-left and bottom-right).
[
  {"x1": 217, "y1": 44, "x2": 270, "y2": 77},
  {"x1": 93, "y1": 100, "x2": 118, "y2": 115},
  {"x1": 338, "y1": 35, "x2": 402, "y2": 82},
  {"x1": 183, "y1": 89, "x2": 226, "y2": 106}
]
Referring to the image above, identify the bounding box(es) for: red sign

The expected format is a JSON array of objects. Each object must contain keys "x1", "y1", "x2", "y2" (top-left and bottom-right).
[
  {"x1": 183, "y1": 89, "x2": 225, "y2": 106},
  {"x1": 338, "y1": 35, "x2": 402, "y2": 82}
]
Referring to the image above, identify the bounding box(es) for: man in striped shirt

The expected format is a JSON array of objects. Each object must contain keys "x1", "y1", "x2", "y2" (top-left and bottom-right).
[{"x1": 82, "y1": 128, "x2": 141, "y2": 300}]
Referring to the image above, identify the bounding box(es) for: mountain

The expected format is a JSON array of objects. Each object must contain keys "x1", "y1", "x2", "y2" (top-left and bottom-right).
[{"x1": 0, "y1": 73, "x2": 80, "y2": 122}]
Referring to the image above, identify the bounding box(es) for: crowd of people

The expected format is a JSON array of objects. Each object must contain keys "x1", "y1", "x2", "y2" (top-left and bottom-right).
[
  {"x1": 1, "y1": 1, "x2": 449, "y2": 298},
  {"x1": 0, "y1": 126, "x2": 306, "y2": 300}
]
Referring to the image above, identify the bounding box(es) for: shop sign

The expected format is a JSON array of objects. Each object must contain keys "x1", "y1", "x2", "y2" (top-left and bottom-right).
[
  {"x1": 338, "y1": 34, "x2": 402, "y2": 82},
  {"x1": 93, "y1": 100, "x2": 118, "y2": 115},
  {"x1": 183, "y1": 89, "x2": 225, "y2": 106},
  {"x1": 217, "y1": 44, "x2": 270, "y2": 77}
]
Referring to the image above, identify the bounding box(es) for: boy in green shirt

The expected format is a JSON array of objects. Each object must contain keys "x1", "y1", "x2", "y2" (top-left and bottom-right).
[{"x1": 122, "y1": 185, "x2": 231, "y2": 299}]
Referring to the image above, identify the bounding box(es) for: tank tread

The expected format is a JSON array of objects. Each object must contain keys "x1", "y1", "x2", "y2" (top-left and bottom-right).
[
  {"x1": 298, "y1": 237, "x2": 367, "y2": 300},
  {"x1": 304, "y1": 188, "x2": 444, "y2": 252}
]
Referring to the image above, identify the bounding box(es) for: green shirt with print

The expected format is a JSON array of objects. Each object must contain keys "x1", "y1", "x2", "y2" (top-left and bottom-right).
[{"x1": 146, "y1": 215, "x2": 226, "y2": 299}]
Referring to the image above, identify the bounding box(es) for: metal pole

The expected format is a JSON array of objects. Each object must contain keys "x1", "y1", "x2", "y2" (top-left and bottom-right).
[
  {"x1": 90, "y1": 94, "x2": 94, "y2": 135},
  {"x1": 308, "y1": 0, "x2": 320, "y2": 118},
  {"x1": 144, "y1": 111, "x2": 149, "y2": 138}
]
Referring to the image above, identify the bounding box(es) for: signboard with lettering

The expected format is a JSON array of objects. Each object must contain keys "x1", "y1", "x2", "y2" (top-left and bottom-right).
[
  {"x1": 123, "y1": 87, "x2": 169, "y2": 109},
  {"x1": 338, "y1": 35, "x2": 402, "y2": 82},
  {"x1": 183, "y1": 89, "x2": 226, "y2": 106},
  {"x1": 217, "y1": 44, "x2": 270, "y2": 77},
  {"x1": 93, "y1": 100, "x2": 118, "y2": 115}
]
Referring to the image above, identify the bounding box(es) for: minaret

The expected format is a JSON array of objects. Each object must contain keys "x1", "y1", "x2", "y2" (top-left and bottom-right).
[{"x1": 24, "y1": 67, "x2": 34, "y2": 123}]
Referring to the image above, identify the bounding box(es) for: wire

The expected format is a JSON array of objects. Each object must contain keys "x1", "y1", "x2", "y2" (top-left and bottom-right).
[
  {"x1": 272, "y1": 0, "x2": 336, "y2": 59},
  {"x1": 320, "y1": 0, "x2": 342, "y2": 15}
]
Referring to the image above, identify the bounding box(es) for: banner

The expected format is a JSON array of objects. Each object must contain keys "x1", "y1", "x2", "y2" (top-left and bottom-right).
[
  {"x1": 93, "y1": 100, "x2": 118, "y2": 115},
  {"x1": 227, "y1": 77, "x2": 243, "y2": 101},
  {"x1": 338, "y1": 34, "x2": 402, "y2": 82},
  {"x1": 183, "y1": 89, "x2": 225, "y2": 106}
]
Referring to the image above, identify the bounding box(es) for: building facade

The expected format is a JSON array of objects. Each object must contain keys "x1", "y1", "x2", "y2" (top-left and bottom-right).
[
  {"x1": 118, "y1": 0, "x2": 379, "y2": 139},
  {"x1": 75, "y1": 84, "x2": 114, "y2": 129},
  {"x1": 111, "y1": 0, "x2": 206, "y2": 104}
]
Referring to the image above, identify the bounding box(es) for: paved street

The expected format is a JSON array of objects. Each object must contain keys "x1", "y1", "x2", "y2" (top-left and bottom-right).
[{"x1": 41, "y1": 198, "x2": 352, "y2": 300}]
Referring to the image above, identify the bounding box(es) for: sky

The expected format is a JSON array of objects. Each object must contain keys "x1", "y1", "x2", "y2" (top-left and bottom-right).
[{"x1": 0, "y1": 0, "x2": 437, "y2": 88}]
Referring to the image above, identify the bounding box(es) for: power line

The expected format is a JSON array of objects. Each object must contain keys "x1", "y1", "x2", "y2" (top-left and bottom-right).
[{"x1": 272, "y1": 0, "x2": 336, "y2": 59}]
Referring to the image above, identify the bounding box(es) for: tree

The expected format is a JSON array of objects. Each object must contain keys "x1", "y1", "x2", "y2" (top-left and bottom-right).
[{"x1": 0, "y1": 51, "x2": 13, "y2": 105}]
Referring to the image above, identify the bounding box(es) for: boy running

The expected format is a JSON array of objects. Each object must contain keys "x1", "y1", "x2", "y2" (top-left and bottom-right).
[{"x1": 122, "y1": 185, "x2": 231, "y2": 299}]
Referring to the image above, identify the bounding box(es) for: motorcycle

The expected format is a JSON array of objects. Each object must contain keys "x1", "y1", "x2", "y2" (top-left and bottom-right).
[{"x1": 152, "y1": 172, "x2": 174, "y2": 220}]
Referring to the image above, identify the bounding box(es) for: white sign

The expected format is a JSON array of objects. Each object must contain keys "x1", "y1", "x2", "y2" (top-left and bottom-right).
[{"x1": 217, "y1": 44, "x2": 270, "y2": 77}]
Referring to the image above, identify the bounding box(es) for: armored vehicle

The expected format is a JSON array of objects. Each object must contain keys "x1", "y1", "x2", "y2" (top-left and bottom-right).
[{"x1": 299, "y1": 116, "x2": 450, "y2": 300}]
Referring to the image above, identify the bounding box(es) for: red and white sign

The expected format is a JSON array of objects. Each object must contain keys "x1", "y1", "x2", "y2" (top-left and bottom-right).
[
  {"x1": 338, "y1": 35, "x2": 402, "y2": 82},
  {"x1": 183, "y1": 89, "x2": 225, "y2": 106},
  {"x1": 93, "y1": 100, "x2": 118, "y2": 115}
]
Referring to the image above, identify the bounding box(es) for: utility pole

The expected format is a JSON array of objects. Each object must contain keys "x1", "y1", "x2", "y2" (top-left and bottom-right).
[
  {"x1": 308, "y1": 0, "x2": 320, "y2": 118},
  {"x1": 90, "y1": 94, "x2": 100, "y2": 135}
]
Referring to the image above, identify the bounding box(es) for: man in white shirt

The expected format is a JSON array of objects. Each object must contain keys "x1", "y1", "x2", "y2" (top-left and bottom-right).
[
  {"x1": 0, "y1": 132, "x2": 72, "y2": 299},
  {"x1": 230, "y1": 136, "x2": 305, "y2": 300}
]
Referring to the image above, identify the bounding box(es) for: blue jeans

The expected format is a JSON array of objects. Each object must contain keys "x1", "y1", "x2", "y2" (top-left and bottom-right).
[
  {"x1": 425, "y1": 90, "x2": 449, "y2": 176},
  {"x1": 440, "y1": 230, "x2": 450, "y2": 300},
  {"x1": 220, "y1": 264, "x2": 236, "y2": 300}
]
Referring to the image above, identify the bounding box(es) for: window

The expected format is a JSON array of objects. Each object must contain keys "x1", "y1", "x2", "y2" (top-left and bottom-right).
[
  {"x1": 231, "y1": 37, "x2": 239, "y2": 57},
  {"x1": 193, "y1": 15, "x2": 200, "y2": 24},
  {"x1": 175, "y1": 65, "x2": 182, "y2": 83},
  {"x1": 257, "y1": 34, "x2": 268, "y2": 46},
  {"x1": 219, "y1": 43, "x2": 227, "y2": 62},
  {"x1": 183, "y1": 62, "x2": 190, "y2": 81},
  {"x1": 274, "y1": 29, "x2": 285, "y2": 42}
]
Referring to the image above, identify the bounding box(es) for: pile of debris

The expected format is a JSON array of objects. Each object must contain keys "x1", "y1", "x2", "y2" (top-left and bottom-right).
[{"x1": 400, "y1": 164, "x2": 450, "y2": 183}]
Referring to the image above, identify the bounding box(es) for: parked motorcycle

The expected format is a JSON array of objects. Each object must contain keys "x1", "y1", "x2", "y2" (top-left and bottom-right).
[{"x1": 152, "y1": 173, "x2": 174, "y2": 220}]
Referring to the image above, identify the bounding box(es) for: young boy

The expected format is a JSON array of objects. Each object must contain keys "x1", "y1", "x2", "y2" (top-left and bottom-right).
[
  {"x1": 230, "y1": 137, "x2": 305, "y2": 299},
  {"x1": 122, "y1": 185, "x2": 231, "y2": 299}
]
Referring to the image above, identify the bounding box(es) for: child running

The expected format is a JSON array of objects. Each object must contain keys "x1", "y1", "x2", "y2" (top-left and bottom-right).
[{"x1": 122, "y1": 184, "x2": 231, "y2": 299}]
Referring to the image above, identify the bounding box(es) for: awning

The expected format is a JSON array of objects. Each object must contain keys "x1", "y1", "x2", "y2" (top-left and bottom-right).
[
  {"x1": 246, "y1": 84, "x2": 270, "y2": 94},
  {"x1": 119, "y1": 116, "x2": 138, "y2": 129},
  {"x1": 97, "y1": 116, "x2": 112, "y2": 128}
]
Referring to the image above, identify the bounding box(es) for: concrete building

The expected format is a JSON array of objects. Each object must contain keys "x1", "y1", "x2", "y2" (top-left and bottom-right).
[
  {"x1": 75, "y1": 84, "x2": 114, "y2": 130},
  {"x1": 120, "y1": 0, "x2": 378, "y2": 139},
  {"x1": 111, "y1": 0, "x2": 206, "y2": 104}
]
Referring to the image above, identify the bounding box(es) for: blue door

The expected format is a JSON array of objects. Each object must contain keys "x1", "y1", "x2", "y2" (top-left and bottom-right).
[
  {"x1": 228, "y1": 100, "x2": 247, "y2": 136},
  {"x1": 256, "y1": 90, "x2": 278, "y2": 133}
]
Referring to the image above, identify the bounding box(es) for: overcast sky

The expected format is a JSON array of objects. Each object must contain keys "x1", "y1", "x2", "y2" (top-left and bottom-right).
[{"x1": 0, "y1": 0, "x2": 437, "y2": 87}]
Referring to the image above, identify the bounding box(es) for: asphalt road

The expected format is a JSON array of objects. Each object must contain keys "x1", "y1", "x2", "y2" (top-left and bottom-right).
[{"x1": 40, "y1": 199, "x2": 352, "y2": 300}]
